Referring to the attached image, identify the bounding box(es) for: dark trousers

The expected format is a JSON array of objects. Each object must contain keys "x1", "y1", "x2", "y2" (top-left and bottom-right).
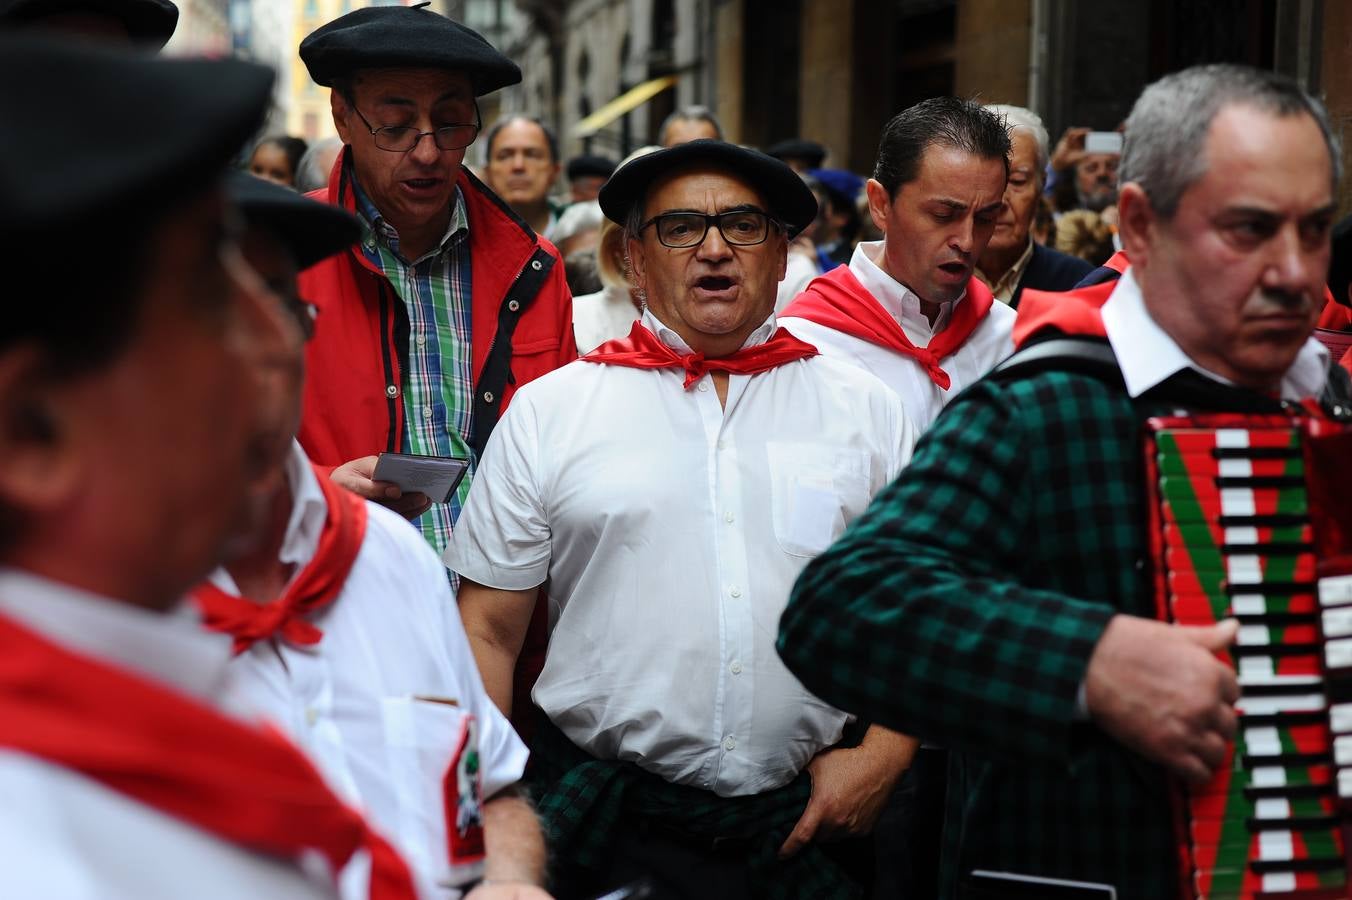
[
  {"x1": 552, "y1": 819, "x2": 875, "y2": 900},
  {"x1": 872, "y1": 746, "x2": 947, "y2": 899}
]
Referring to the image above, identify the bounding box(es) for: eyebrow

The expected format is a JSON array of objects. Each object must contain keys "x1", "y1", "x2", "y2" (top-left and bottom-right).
[
  {"x1": 658, "y1": 203, "x2": 767, "y2": 216},
  {"x1": 1218, "y1": 202, "x2": 1336, "y2": 220},
  {"x1": 929, "y1": 198, "x2": 969, "y2": 212},
  {"x1": 372, "y1": 90, "x2": 471, "y2": 108}
]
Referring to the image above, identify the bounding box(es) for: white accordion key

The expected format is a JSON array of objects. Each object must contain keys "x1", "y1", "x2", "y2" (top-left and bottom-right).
[
  {"x1": 1330, "y1": 702, "x2": 1352, "y2": 734},
  {"x1": 1326, "y1": 637, "x2": 1352, "y2": 670},
  {"x1": 1340, "y1": 768, "x2": 1352, "y2": 799},
  {"x1": 1324, "y1": 607, "x2": 1352, "y2": 639},
  {"x1": 1335, "y1": 735, "x2": 1352, "y2": 766},
  {"x1": 1321, "y1": 575, "x2": 1352, "y2": 608}
]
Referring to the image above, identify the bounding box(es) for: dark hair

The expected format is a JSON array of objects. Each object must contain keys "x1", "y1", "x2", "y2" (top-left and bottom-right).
[
  {"x1": 872, "y1": 97, "x2": 1011, "y2": 197},
  {"x1": 484, "y1": 114, "x2": 559, "y2": 164},
  {"x1": 252, "y1": 136, "x2": 309, "y2": 180}
]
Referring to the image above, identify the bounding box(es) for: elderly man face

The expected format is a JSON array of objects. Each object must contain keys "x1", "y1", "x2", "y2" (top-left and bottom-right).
[
  {"x1": 986, "y1": 129, "x2": 1041, "y2": 256},
  {"x1": 628, "y1": 165, "x2": 787, "y2": 348},
  {"x1": 1126, "y1": 103, "x2": 1334, "y2": 389},
  {"x1": 1076, "y1": 152, "x2": 1119, "y2": 211},
  {"x1": 331, "y1": 67, "x2": 476, "y2": 235}
]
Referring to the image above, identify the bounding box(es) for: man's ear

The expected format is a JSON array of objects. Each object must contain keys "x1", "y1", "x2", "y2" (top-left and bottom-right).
[
  {"x1": 1117, "y1": 182, "x2": 1154, "y2": 270},
  {"x1": 330, "y1": 89, "x2": 352, "y2": 144},
  {"x1": 626, "y1": 235, "x2": 648, "y2": 294},
  {"x1": 0, "y1": 346, "x2": 82, "y2": 519},
  {"x1": 864, "y1": 178, "x2": 892, "y2": 234}
]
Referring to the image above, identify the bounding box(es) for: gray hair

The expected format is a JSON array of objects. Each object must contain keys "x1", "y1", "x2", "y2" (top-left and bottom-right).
[
  {"x1": 658, "y1": 105, "x2": 723, "y2": 144},
  {"x1": 1121, "y1": 63, "x2": 1341, "y2": 219},
  {"x1": 294, "y1": 136, "x2": 344, "y2": 194},
  {"x1": 552, "y1": 200, "x2": 604, "y2": 245},
  {"x1": 985, "y1": 103, "x2": 1049, "y2": 178}
]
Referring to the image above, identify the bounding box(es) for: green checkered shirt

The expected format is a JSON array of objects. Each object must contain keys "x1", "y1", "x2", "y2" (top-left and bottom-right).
[
  {"x1": 779, "y1": 368, "x2": 1191, "y2": 899},
  {"x1": 352, "y1": 180, "x2": 475, "y2": 556}
]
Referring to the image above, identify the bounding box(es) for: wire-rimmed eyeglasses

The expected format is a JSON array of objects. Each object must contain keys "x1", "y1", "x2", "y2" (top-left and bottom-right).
[{"x1": 351, "y1": 103, "x2": 481, "y2": 153}]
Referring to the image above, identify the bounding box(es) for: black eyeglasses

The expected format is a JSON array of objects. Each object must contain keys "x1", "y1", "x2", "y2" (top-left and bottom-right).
[
  {"x1": 639, "y1": 210, "x2": 780, "y2": 249},
  {"x1": 350, "y1": 103, "x2": 481, "y2": 153}
]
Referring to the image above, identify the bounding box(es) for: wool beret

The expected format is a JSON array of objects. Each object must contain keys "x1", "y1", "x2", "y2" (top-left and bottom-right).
[
  {"x1": 598, "y1": 139, "x2": 818, "y2": 237},
  {"x1": 300, "y1": 3, "x2": 521, "y2": 96},
  {"x1": 766, "y1": 138, "x2": 826, "y2": 169},
  {"x1": 0, "y1": 0, "x2": 176, "y2": 46},
  {"x1": 566, "y1": 154, "x2": 616, "y2": 180},
  {"x1": 227, "y1": 171, "x2": 359, "y2": 271},
  {"x1": 807, "y1": 167, "x2": 865, "y2": 204},
  {"x1": 0, "y1": 36, "x2": 272, "y2": 236}
]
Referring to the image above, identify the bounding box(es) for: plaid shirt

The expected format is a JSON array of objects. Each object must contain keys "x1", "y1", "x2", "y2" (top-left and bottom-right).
[
  {"x1": 352, "y1": 180, "x2": 474, "y2": 555},
  {"x1": 779, "y1": 368, "x2": 1190, "y2": 899}
]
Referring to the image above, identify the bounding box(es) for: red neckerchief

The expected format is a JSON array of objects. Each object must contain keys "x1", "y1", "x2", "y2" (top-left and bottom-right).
[
  {"x1": 0, "y1": 609, "x2": 417, "y2": 900},
  {"x1": 583, "y1": 320, "x2": 818, "y2": 389},
  {"x1": 778, "y1": 264, "x2": 995, "y2": 390},
  {"x1": 195, "y1": 463, "x2": 367, "y2": 655},
  {"x1": 1012, "y1": 280, "x2": 1117, "y2": 348}
]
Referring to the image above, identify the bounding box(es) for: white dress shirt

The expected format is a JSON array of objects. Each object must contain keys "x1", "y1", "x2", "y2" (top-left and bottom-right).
[
  {"x1": 445, "y1": 309, "x2": 916, "y2": 798},
  {"x1": 1101, "y1": 268, "x2": 1330, "y2": 400},
  {"x1": 0, "y1": 570, "x2": 339, "y2": 900},
  {"x1": 216, "y1": 442, "x2": 528, "y2": 898},
  {"x1": 775, "y1": 249, "x2": 821, "y2": 312},
  {"x1": 779, "y1": 239, "x2": 1016, "y2": 431},
  {"x1": 572, "y1": 285, "x2": 639, "y2": 354}
]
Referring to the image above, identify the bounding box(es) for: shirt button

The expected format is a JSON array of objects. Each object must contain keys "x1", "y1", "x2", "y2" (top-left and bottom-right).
[
  {"x1": 531, "y1": 259, "x2": 543, "y2": 271},
  {"x1": 698, "y1": 383, "x2": 709, "y2": 393},
  {"x1": 508, "y1": 299, "x2": 521, "y2": 312},
  {"x1": 729, "y1": 586, "x2": 742, "y2": 598},
  {"x1": 716, "y1": 439, "x2": 727, "y2": 450},
  {"x1": 730, "y1": 661, "x2": 743, "y2": 675},
  {"x1": 305, "y1": 707, "x2": 319, "y2": 727},
  {"x1": 422, "y1": 405, "x2": 433, "y2": 419},
  {"x1": 724, "y1": 511, "x2": 735, "y2": 524},
  {"x1": 416, "y1": 333, "x2": 427, "y2": 347},
  {"x1": 483, "y1": 390, "x2": 495, "y2": 403},
  {"x1": 385, "y1": 384, "x2": 398, "y2": 398},
  {"x1": 723, "y1": 736, "x2": 736, "y2": 751}
]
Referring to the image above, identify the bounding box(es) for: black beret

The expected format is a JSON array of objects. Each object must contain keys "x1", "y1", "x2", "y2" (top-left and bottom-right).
[
  {"x1": 300, "y1": 3, "x2": 521, "y2": 96},
  {"x1": 766, "y1": 138, "x2": 826, "y2": 168},
  {"x1": 0, "y1": 36, "x2": 272, "y2": 236},
  {"x1": 598, "y1": 139, "x2": 818, "y2": 237},
  {"x1": 0, "y1": 0, "x2": 176, "y2": 46},
  {"x1": 566, "y1": 154, "x2": 616, "y2": 180},
  {"x1": 227, "y1": 172, "x2": 360, "y2": 271}
]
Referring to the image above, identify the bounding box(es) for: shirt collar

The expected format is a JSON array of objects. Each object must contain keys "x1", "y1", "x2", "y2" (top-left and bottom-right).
[
  {"x1": 349, "y1": 164, "x2": 469, "y2": 263},
  {"x1": 848, "y1": 239, "x2": 964, "y2": 341},
  {"x1": 1101, "y1": 267, "x2": 1330, "y2": 400},
  {"x1": 0, "y1": 568, "x2": 234, "y2": 702},
  {"x1": 640, "y1": 307, "x2": 777, "y2": 354},
  {"x1": 975, "y1": 239, "x2": 1035, "y2": 305}
]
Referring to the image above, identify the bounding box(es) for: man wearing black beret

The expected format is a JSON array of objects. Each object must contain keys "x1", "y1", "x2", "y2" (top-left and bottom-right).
[
  {"x1": 565, "y1": 153, "x2": 616, "y2": 203},
  {"x1": 448, "y1": 140, "x2": 918, "y2": 899},
  {"x1": 0, "y1": 0, "x2": 176, "y2": 46},
  {"x1": 0, "y1": 37, "x2": 423, "y2": 898},
  {"x1": 293, "y1": 3, "x2": 577, "y2": 578}
]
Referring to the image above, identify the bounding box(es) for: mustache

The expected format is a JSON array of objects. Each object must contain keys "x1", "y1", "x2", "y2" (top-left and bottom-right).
[{"x1": 1257, "y1": 288, "x2": 1313, "y2": 312}]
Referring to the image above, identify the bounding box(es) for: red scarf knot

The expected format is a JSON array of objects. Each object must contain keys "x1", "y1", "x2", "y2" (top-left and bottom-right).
[
  {"x1": 583, "y1": 320, "x2": 819, "y2": 387},
  {"x1": 779, "y1": 264, "x2": 995, "y2": 390},
  {"x1": 194, "y1": 463, "x2": 367, "y2": 655}
]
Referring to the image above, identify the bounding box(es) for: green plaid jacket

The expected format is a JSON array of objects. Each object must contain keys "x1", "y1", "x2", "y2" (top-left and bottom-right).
[{"x1": 779, "y1": 365, "x2": 1205, "y2": 899}]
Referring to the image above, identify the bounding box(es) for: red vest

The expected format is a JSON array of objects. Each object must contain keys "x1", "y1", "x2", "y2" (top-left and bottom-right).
[{"x1": 296, "y1": 148, "x2": 578, "y2": 470}]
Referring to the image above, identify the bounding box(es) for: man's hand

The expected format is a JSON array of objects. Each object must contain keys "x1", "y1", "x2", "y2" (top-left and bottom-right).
[
  {"x1": 1050, "y1": 126, "x2": 1090, "y2": 173},
  {"x1": 329, "y1": 455, "x2": 431, "y2": 519},
  {"x1": 465, "y1": 883, "x2": 552, "y2": 900},
  {"x1": 778, "y1": 726, "x2": 916, "y2": 859},
  {"x1": 1085, "y1": 614, "x2": 1240, "y2": 784}
]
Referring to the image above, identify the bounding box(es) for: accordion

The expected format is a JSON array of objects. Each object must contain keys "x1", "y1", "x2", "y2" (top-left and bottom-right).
[{"x1": 1145, "y1": 413, "x2": 1352, "y2": 899}]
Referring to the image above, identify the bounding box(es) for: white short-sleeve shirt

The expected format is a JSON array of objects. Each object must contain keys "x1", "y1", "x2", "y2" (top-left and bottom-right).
[
  {"x1": 444, "y1": 310, "x2": 916, "y2": 798},
  {"x1": 780, "y1": 240, "x2": 1016, "y2": 431},
  {"x1": 0, "y1": 571, "x2": 340, "y2": 900},
  {"x1": 215, "y1": 443, "x2": 528, "y2": 898}
]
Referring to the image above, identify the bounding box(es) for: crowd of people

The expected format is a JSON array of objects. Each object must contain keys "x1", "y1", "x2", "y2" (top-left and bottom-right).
[{"x1": 3, "y1": 1, "x2": 1352, "y2": 899}]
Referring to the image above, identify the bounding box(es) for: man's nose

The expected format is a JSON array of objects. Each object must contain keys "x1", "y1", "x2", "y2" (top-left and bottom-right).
[
  {"x1": 949, "y1": 217, "x2": 976, "y2": 254},
  {"x1": 696, "y1": 221, "x2": 733, "y2": 261},
  {"x1": 409, "y1": 131, "x2": 441, "y2": 165},
  {"x1": 1263, "y1": 226, "x2": 1320, "y2": 297}
]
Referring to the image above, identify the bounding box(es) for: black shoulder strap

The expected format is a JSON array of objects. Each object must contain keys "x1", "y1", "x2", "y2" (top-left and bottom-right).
[
  {"x1": 989, "y1": 335, "x2": 1124, "y2": 387},
  {"x1": 470, "y1": 246, "x2": 557, "y2": 459},
  {"x1": 1321, "y1": 359, "x2": 1352, "y2": 421}
]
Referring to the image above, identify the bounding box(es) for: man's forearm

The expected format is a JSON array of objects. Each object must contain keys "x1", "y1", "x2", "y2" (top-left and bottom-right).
[
  {"x1": 481, "y1": 790, "x2": 547, "y2": 888},
  {"x1": 859, "y1": 723, "x2": 919, "y2": 779}
]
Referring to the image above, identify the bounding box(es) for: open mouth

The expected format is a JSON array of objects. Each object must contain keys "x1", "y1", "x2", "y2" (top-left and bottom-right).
[
  {"x1": 938, "y1": 261, "x2": 968, "y2": 278},
  {"x1": 403, "y1": 178, "x2": 441, "y2": 191},
  {"x1": 696, "y1": 275, "x2": 735, "y2": 291}
]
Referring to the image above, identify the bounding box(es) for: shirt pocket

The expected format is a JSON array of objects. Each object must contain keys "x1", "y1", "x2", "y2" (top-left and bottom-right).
[
  {"x1": 379, "y1": 696, "x2": 486, "y2": 887},
  {"x1": 765, "y1": 442, "x2": 873, "y2": 558}
]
